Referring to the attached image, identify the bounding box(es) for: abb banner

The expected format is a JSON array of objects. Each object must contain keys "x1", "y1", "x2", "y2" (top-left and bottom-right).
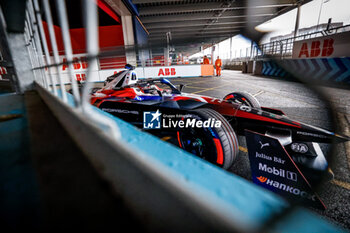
[
  {"x1": 143, "y1": 65, "x2": 201, "y2": 78},
  {"x1": 48, "y1": 54, "x2": 208, "y2": 83},
  {"x1": 48, "y1": 53, "x2": 99, "y2": 83},
  {"x1": 99, "y1": 65, "x2": 203, "y2": 80},
  {"x1": 292, "y1": 31, "x2": 350, "y2": 59}
]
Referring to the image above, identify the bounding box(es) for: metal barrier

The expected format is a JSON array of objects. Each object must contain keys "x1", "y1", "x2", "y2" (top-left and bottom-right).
[{"x1": 229, "y1": 24, "x2": 350, "y2": 62}]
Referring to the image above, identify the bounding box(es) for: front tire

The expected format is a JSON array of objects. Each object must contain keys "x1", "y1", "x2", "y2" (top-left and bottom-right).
[
  {"x1": 223, "y1": 91, "x2": 261, "y2": 108},
  {"x1": 177, "y1": 108, "x2": 238, "y2": 169}
]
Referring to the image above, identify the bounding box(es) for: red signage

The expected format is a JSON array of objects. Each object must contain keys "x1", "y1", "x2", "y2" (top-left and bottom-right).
[
  {"x1": 293, "y1": 31, "x2": 350, "y2": 59},
  {"x1": 75, "y1": 73, "x2": 86, "y2": 81},
  {"x1": 62, "y1": 57, "x2": 88, "y2": 71},
  {"x1": 298, "y1": 39, "x2": 334, "y2": 58},
  {"x1": 158, "y1": 68, "x2": 176, "y2": 76}
]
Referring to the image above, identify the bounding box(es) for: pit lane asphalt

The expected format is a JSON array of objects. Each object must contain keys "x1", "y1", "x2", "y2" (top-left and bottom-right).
[{"x1": 168, "y1": 70, "x2": 350, "y2": 230}]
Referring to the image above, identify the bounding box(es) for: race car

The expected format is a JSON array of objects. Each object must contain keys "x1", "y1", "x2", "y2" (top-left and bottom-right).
[
  {"x1": 90, "y1": 65, "x2": 350, "y2": 208},
  {"x1": 91, "y1": 65, "x2": 347, "y2": 166}
]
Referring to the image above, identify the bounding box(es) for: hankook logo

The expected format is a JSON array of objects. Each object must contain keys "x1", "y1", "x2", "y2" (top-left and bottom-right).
[
  {"x1": 256, "y1": 176, "x2": 316, "y2": 201},
  {"x1": 257, "y1": 176, "x2": 267, "y2": 183}
]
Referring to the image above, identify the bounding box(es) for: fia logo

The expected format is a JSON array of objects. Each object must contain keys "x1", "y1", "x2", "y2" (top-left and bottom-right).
[
  {"x1": 143, "y1": 110, "x2": 161, "y2": 129},
  {"x1": 259, "y1": 141, "x2": 270, "y2": 149}
]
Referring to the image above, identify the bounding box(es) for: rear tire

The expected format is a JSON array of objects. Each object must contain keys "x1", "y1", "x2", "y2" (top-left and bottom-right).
[
  {"x1": 223, "y1": 91, "x2": 261, "y2": 108},
  {"x1": 177, "y1": 108, "x2": 238, "y2": 169}
]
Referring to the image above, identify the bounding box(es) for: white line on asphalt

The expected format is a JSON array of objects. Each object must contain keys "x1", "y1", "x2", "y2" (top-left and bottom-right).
[{"x1": 253, "y1": 90, "x2": 264, "y2": 97}]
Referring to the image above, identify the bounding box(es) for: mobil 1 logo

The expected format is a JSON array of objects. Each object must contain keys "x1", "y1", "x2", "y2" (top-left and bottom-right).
[
  {"x1": 258, "y1": 163, "x2": 297, "y2": 182},
  {"x1": 245, "y1": 130, "x2": 326, "y2": 209}
]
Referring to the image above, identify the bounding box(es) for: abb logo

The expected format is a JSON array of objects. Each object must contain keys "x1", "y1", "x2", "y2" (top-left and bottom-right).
[
  {"x1": 158, "y1": 68, "x2": 176, "y2": 76},
  {"x1": 75, "y1": 73, "x2": 86, "y2": 81},
  {"x1": 62, "y1": 57, "x2": 88, "y2": 71},
  {"x1": 298, "y1": 39, "x2": 334, "y2": 58}
]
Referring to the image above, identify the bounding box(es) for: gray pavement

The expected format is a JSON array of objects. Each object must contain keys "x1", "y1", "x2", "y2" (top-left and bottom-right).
[{"x1": 169, "y1": 70, "x2": 350, "y2": 230}]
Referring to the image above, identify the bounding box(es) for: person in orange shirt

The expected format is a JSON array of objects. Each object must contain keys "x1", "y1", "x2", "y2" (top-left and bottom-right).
[
  {"x1": 215, "y1": 56, "x2": 222, "y2": 76},
  {"x1": 203, "y1": 55, "x2": 210, "y2": 64}
]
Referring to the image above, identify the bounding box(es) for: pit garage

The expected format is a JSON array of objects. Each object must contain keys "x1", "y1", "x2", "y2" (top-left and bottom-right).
[{"x1": 1, "y1": 0, "x2": 350, "y2": 232}]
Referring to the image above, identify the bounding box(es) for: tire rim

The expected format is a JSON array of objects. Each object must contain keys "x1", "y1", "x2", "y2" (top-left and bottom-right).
[{"x1": 178, "y1": 129, "x2": 206, "y2": 158}]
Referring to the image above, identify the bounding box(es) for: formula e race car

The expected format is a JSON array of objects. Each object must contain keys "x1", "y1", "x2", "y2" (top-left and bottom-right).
[{"x1": 90, "y1": 65, "x2": 349, "y2": 208}]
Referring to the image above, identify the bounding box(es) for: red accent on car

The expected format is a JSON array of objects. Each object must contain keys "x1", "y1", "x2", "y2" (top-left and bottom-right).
[
  {"x1": 213, "y1": 138, "x2": 224, "y2": 165},
  {"x1": 224, "y1": 94, "x2": 234, "y2": 100},
  {"x1": 91, "y1": 99, "x2": 104, "y2": 107},
  {"x1": 172, "y1": 96, "x2": 193, "y2": 101},
  {"x1": 177, "y1": 131, "x2": 182, "y2": 148},
  {"x1": 103, "y1": 88, "x2": 137, "y2": 99}
]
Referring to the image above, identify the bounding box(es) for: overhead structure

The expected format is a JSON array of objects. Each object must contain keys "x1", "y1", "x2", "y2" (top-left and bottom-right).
[{"x1": 132, "y1": 0, "x2": 311, "y2": 46}]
